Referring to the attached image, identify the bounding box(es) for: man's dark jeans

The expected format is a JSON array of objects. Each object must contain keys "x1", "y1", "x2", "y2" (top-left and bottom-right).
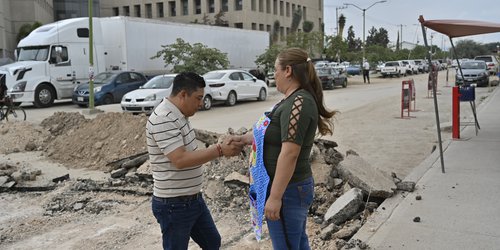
[{"x1": 152, "y1": 194, "x2": 221, "y2": 250}]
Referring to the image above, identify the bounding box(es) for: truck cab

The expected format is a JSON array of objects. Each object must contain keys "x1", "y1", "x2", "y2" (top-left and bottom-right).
[{"x1": 0, "y1": 18, "x2": 104, "y2": 107}]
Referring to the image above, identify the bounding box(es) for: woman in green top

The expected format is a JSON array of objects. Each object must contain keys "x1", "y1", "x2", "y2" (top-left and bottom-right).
[{"x1": 238, "y1": 47, "x2": 336, "y2": 249}]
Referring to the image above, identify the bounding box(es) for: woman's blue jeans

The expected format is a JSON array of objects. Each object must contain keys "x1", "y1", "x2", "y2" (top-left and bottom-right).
[
  {"x1": 267, "y1": 176, "x2": 314, "y2": 250},
  {"x1": 151, "y1": 194, "x2": 221, "y2": 250}
]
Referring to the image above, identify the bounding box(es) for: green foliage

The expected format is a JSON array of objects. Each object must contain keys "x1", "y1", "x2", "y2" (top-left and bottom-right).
[
  {"x1": 214, "y1": 10, "x2": 228, "y2": 27},
  {"x1": 17, "y1": 22, "x2": 42, "y2": 43},
  {"x1": 286, "y1": 31, "x2": 323, "y2": 57},
  {"x1": 272, "y1": 20, "x2": 280, "y2": 44},
  {"x1": 302, "y1": 21, "x2": 314, "y2": 33},
  {"x1": 453, "y1": 39, "x2": 489, "y2": 59},
  {"x1": 324, "y1": 35, "x2": 347, "y2": 62},
  {"x1": 255, "y1": 44, "x2": 283, "y2": 72},
  {"x1": 338, "y1": 14, "x2": 346, "y2": 38},
  {"x1": 290, "y1": 9, "x2": 302, "y2": 33},
  {"x1": 151, "y1": 38, "x2": 229, "y2": 75}
]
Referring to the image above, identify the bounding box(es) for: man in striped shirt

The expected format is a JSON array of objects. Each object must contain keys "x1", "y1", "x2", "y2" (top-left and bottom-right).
[{"x1": 146, "y1": 72, "x2": 243, "y2": 250}]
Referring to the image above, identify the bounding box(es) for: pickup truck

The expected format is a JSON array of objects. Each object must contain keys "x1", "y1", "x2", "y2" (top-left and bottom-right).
[{"x1": 381, "y1": 61, "x2": 406, "y2": 78}]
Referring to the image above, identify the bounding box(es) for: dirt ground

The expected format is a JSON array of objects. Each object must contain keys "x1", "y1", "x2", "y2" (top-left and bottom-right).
[{"x1": 0, "y1": 71, "x2": 496, "y2": 250}]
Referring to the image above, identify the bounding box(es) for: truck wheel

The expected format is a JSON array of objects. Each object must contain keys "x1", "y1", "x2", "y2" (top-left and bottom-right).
[
  {"x1": 102, "y1": 94, "x2": 114, "y2": 105},
  {"x1": 258, "y1": 88, "x2": 267, "y2": 101},
  {"x1": 201, "y1": 95, "x2": 212, "y2": 110},
  {"x1": 34, "y1": 84, "x2": 55, "y2": 108},
  {"x1": 342, "y1": 79, "x2": 347, "y2": 88},
  {"x1": 225, "y1": 91, "x2": 237, "y2": 106}
]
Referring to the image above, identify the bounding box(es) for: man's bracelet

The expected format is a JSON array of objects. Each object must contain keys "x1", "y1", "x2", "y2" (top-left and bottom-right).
[{"x1": 216, "y1": 144, "x2": 223, "y2": 157}]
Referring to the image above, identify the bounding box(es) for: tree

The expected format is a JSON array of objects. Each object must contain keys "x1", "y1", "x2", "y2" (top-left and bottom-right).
[
  {"x1": 366, "y1": 27, "x2": 378, "y2": 46},
  {"x1": 286, "y1": 31, "x2": 323, "y2": 57},
  {"x1": 255, "y1": 44, "x2": 283, "y2": 72},
  {"x1": 454, "y1": 39, "x2": 489, "y2": 59},
  {"x1": 338, "y1": 14, "x2": 346, "y2": 38},
  {"x1": 272, "y1": 20, "x2": 280, "y2": 44},
  {"x1": 201, "y1": 13, "x2": 211, "y2": 25},
  {"x1": 214, "y1": 9, "x2": 228, "y2": 27},
  {"x1": 346, "y1": 26, "x2": 361, "y2": 52},
  {"x1": 324, "y1": 35, "x2": 348, "y2": 62},
  {"x1": 17, "y1": 22, "x2": 42, "y2": 43},
  {"x1": 151, "y1": 38, "x2": 229, "y2": 75},
  {"x1": 302, "y1": 20, "x2": 314, "y2": 33},
  {"x1": 290, "y1": 9, "x2": 302, "y2": 33},
  {"x1": 396, "y1": 32, "x2": 400, "y2": 51}
]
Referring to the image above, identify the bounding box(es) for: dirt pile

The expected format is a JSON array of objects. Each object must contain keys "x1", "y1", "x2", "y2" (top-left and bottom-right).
[
  {"x1": 0, "y1": 121, "x2": 49, "y2": 154},
  {"x1": 42, "y1": 112, "x2": 149, "y2": 171}
]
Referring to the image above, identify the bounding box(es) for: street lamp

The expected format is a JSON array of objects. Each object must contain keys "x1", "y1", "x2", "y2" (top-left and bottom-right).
[{"x1": 344, "y1": 0, "x2": 387, "y2": 61}]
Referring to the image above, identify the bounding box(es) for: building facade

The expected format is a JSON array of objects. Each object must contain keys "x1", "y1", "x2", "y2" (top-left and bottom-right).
[
  {"x1": 99, "y1": 0, "x2": 323, "y2": 42},
  {"x1": 0, "y1": 0, "x2": 54, "y2": 60}
]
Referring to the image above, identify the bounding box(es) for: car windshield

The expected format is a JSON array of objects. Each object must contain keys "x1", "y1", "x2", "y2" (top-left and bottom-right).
[
  {"x1": 17, "y1": 46, "x2": 50, "y2": 61},
  {"x1": 385, "y1": 62, "x2": 398, "y2": 66},
  {"x1": 142, "y1": 75, "x2": 174, "y2": 89},
  {"x1": 475, "y1": 57, "x2": 492, "y2": 62},
  {"x1": 203, "y1": 72, "x2": 226, "y2": 80},
  {"x1": 93, "y1": 72, "x2": 116, "y2": 84},
  {"x1": 461, "y1": 61, "x2": 486, "y2": 69}
]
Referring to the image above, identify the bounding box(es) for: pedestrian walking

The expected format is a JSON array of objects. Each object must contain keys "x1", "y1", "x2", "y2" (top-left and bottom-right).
[{"x1": 363, "y1": 59, "x2": 371, "y2": 84}]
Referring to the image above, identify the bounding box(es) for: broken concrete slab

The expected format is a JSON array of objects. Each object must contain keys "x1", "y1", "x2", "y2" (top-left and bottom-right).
[
  {"x1": 324, "y1": 187, "x2": 364, "y2": 225},
  {"x1": 224, "y1": 172, "x2": 249, "y2": 186},
  {"x1": 337, "y1": 154, "x2": 396, "y2": 198}
]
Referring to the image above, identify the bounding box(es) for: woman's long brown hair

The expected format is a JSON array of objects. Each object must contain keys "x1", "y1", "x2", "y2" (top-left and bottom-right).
[{"x1": 277, "y1": 47, "x2": 337, "y2": 136}]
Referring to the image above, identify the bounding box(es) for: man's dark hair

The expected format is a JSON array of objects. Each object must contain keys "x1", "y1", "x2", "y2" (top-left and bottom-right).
[{"x1": 171, "y1": 72, "x2": 206, "y2": 96}]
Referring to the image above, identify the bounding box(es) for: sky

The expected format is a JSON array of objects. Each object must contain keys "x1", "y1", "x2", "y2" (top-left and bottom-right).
[{"x1": 324, "y1": 0, "x2": 500, "y2": 50}]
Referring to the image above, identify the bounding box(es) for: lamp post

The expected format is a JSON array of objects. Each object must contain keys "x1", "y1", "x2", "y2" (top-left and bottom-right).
[{"x1": 344, "y1": 0, "x2": 386, "y2": 61}]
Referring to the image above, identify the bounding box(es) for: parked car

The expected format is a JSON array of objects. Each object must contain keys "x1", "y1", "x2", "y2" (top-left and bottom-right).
[
  {"x1": 72, "y1": 71, "x2": 148, "y2": 107},
  {"x1": 346, "y1": 65, "x2": 361, "y2": 75},
  {"x1": 413, "y1": 59, "x2": 429, "y2": 73},
  {"x1": 381, "y1": 61, "x2": 405, "y2": 77},
  {"x1": 202, "y1": 69, "x2": 268, "y2": 106},
  {"x1": 455, "y1": 60, "x2": 489, "y2": 87},
  {"x1": 474, "y1": 55, "x2": 499, "y2": 75},
  {"x1": 120, "y1": 74, "x2": 213, "y2": 114},
  {"x1": 316, "y1": 66, "x2": 348, "y2": 90}
]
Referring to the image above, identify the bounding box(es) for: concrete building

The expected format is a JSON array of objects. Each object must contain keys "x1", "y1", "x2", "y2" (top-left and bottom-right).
[
  {"x1": 99, "y1": 0, "x2": 324, "y2": 42},
  {"x1": 0, "y1": 0, "x2": 53, "y2": 61}
]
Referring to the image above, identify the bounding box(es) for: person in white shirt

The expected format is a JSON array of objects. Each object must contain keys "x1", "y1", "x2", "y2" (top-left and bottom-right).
[{"x1": 363, "y1": 59, "x2": 370, "y2": 84}]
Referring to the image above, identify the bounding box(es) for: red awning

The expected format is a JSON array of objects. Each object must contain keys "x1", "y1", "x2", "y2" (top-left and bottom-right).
[{"x1": 418, "y1": 15, "x2": 500, "y2": 38}]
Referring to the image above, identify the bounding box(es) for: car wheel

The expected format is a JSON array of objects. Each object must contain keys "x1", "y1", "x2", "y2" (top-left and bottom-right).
[
  {"x1": 34, "y1": 84, "x2": 55, "y2": 108},
  {"x1": 102, "y1": 94, "x2": 114, "y2": 105},
  {"x1": 77, "y1": 104, "x2": 88, "y2": 108},
  {"x1": 225, "y1": 91, "x2": 237, "y2": 106},
  {"x1": 258, "y1": 88, "x2": 267, "y2": 101},
  {"x1": 201, "y1": 95, "x2": 212, "y2": 110},
  {"x1": 342, "y1": 79, "x2": 347, "y2": 88}
]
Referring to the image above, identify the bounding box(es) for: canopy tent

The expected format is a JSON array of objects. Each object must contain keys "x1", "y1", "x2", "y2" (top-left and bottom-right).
[{"x1": 418, "y1": 15, "x2": 500, "y2": 173}]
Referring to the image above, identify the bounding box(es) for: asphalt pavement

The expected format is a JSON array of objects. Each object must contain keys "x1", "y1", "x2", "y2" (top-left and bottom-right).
[{"x1": 351, "y1": 85, "x2": 500, "y2": 249}]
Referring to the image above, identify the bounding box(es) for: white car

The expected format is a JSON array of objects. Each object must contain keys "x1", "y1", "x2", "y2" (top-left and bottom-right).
[
  {"x1": 121, "y1": 74, "x2": 213, "y2": 114},
  {"x1": 203, "y1": 69, "x2": 268, "y2": 106}
]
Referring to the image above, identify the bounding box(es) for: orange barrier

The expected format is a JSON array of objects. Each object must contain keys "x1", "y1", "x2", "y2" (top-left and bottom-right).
[{"x1": 401, "y1": 79, "x2": 416, "y2": 118}]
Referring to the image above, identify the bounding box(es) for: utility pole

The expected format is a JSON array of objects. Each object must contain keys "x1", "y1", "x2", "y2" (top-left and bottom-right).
[
  {"x1": 88, "y1": 0, "x2": 94, "y2": 110},
  {"x1": 396, "y1": 24, "x2": 406, "y2": 49}
]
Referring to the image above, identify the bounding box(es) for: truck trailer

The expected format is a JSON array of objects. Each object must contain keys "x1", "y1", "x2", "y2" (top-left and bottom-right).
[{"x1": 0, "y1": 16, "x2": 269, "y2": 107}]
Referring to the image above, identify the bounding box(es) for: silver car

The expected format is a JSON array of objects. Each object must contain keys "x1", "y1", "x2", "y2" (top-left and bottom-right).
[
  {"x1": 121, "y1": 74, "x2": 214, "y2": 114},
  {"x1": 203, "y1": 69, "x2": 268, "y2": 106}
]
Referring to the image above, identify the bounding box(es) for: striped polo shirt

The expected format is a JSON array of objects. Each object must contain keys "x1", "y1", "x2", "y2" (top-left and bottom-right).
[{"x1": 146, "y1": 98, "x2": 202, "y2": 198}]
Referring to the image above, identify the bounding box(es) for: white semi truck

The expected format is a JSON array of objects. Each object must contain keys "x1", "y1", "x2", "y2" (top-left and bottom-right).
[{"x1": 0, "y1": 16, "x2": 269, "y2": 107}]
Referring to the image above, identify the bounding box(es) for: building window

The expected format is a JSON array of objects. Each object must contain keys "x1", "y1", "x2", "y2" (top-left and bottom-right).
[
  {"x1": 134, "y1": 5, "x2": 141, "y2": 17},
  {"x1": 169, "y1": 1, "x2": 176, "y2": 16},
  {"x1": 292, "y1": 4, "x2": 295, "y2": 14},
  {"x1": 266, "y1": 0, "x2": 271, "y2": 13},
  {"x1": 234, "y1": 22, "x2": 243, "y2": 29},
  {"x1": 302, "y1": 6, "x2": 306, "y2": 21},
  {"x1": 267, "y1": 24, "x2": 271, "y2": 32},
  {"x1": 318, "y1": 0, "x2": 322, "y2": 11},
  {"x1": 123, "y1": 6, "x2": 130, "y2": 16},
  {"x1": 280, "y1": 26, "x2": 284, "y2": 41},
  {"x1": 194, "y1": 0, "x2": 201, "y2": 14},
  {"x1": 251, "y1": 0, "x2": 256, "y2": 11},
  {"x1": 146, "y1": 4, "x2": 152, "y2": 18},
  {"x1": 252, "y1": 23, "x2": 257, "y2": 30},
  {"x1": 181, "y1": 0, "x2": 188, "y2": 15},
  {"x1": 157, "y1": 2, "x2": 164, "y2": 17},
  {"x1": 221, "y1": 0, "x2": 228, "y2": 11},
  {"x1": 207, "y1": 0, "x2": 215, "y2": 13},
  {"x1": 112, "y1": 7, "x2": 119, "y2": 16},
  {"x1": 273, "y1": 0, "x2": 277, "y2": 15},
  {"x1": 286, "y1": 27, "x2": 289, "y2": 35},
  {"x1": 286, "y1": 2, "x2": 289, "y2": 17},
  {"x1": 280, "y1": 1, "x2": 283, "y2": 16},
  {"x1": 234, "y1": 0, "x2": 242, "y2": 11},
  {"x1": 259, "y1": 24, "x2": 264, "y2": 31}
]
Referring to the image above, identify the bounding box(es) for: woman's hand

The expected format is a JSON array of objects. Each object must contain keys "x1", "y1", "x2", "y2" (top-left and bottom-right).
[{"x1": 264, "y1": 197, "x2": 282, "y2": 221}]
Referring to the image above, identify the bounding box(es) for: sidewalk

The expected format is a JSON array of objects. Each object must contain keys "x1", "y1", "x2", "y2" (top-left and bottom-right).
[{"x1": 351, "y1": 86, "x2": 500, "y2": 249}]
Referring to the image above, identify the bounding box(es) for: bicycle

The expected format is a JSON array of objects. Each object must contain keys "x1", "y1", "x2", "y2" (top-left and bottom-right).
[{"x1": 0, "y1": 96, "x2": 26, "y2": 122}]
